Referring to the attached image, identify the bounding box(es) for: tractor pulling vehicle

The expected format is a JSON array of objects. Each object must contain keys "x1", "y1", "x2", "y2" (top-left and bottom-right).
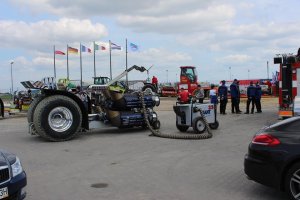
[{"x1": 23, "y1": 65, "x2": 161, "y2": 141}]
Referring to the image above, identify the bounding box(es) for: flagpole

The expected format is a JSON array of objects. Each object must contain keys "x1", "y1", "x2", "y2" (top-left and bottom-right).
[
  {"x1": 93, "y1": 41, "x2": 96, "y2": 77},
  {"x1": 109, "y1": 40, "x2": 112, "y2": 79},
  {"x1": 80, "y1": 43, "x2": 83, "y2": 91},
  {"x1": 53, "y1": 45, "x2": 56, "y2": 79},
  {"x1": 67, "y1": 44, "x2": 69, "y2": 79},
  {"x1": 126, "y1": 39, "x2": 129, "y2": 86}
]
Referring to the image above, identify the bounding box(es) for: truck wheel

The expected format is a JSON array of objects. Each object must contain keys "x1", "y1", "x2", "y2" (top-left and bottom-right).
[
  {"x1": 176, "y1": 124, "x2": 189, "y2": 132},
  {"x1": 33, "y1": 95, "x2": 82, "y2": 142},
  {"x1": 192, "y1": 117, "x2": 206, "y2": 134},
  {"x1": 285, "y1": 162, "x2": 300, "y2": 200},
  {"x1": 209, "y1": 120, "x2": 219, "y2": 129},
  {"x1": 142, "y1": 85, "x2": 156, "y2": 95}
]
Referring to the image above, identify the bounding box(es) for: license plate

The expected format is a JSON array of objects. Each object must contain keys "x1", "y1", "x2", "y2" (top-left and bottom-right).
[{"x1": 0, "y1": 187, "x2": 8, "y2": 199}]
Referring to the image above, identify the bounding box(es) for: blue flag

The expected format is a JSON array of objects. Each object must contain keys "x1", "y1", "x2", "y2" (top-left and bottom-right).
[{"x1": 130, "y1": 42, "x2": 139, "y2": 51}]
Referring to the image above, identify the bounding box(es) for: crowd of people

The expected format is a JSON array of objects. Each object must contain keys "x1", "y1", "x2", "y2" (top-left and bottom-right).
[{"x1": 178, "y1": 79, "x2": 262, "y2": 114}]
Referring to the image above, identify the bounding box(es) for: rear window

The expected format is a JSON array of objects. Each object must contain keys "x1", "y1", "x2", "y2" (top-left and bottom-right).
[{"x1": 269, "y1": 117, "x2": 300, "y2": 132}]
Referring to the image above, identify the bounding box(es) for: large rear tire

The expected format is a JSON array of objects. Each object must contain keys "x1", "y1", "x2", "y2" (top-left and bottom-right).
[
  {"x1": 33, "y1": 95, "x2": 82, "y2": 142},
  {"x1": 27, "y1": 96, "x2": 45, "y2": 121}
]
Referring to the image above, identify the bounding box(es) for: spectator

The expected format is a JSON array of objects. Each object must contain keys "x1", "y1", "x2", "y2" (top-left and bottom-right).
[
  {"x1": 255, "y1": 82, "x2": 262, "y2": 113},
  {"x1": 218, "y1": 80, "x2": 228, "y2": 114},
  {"x1": 210, "y1": 85, "x2": 218, "y2": 105},
  {"x1": 236, "y1": 81, "x2": 242, "y2": 112},
  {"x1": 152, "y1": 76, "x2": 158, "y2": 89},
  {"x1": 230, "y1": 79, "x2": 241, "y2": 114},
  {"x1": 178, "y1": 88, "x2": 190, "y2": 104},
  {"x1": 245, "y1": 81, "x2": 256, "y2": 114},
  {"x1": 193, "y1": 84, "x2": 205, "y2": 103}
]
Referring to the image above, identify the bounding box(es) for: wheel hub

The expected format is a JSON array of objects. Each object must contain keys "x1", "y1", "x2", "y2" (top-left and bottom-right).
[
  {"x1": 196, "y1": 120, "x2": 205, "y2": 132},
  {"x1": 48, "y1": 107, "x2": 73, "y2": 132}
]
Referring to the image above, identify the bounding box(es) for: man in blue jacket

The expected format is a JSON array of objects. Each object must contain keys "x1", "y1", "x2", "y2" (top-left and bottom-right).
[
  {"x1": 255, "y1": 82, "x2": 262, "y2": 113},
  {"x1": 218, "y1": 80, "x2": 228, "y2": 114},
  {"x1": 245, "y1": 81, "x2": 256, "y2": 114},
  {"x1": 230, "y1": 79, "x2": 241, "y2": 114}
]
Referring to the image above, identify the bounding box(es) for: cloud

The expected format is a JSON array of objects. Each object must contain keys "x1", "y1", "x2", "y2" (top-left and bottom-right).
[
  {"x1": 117, "y1": 4, "x2": 235, "y2": 34},
  {"x1": 217, "y1": 54, "x2": 252, "y2": 64},
  {"x1": 0, "y1": 18, "x2": 108, "y2": 52}
]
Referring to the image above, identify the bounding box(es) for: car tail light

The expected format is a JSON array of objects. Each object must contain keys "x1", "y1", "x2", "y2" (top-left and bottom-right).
[{"x1": 252, "y1": 134, "x2": 280, "y2": 146}]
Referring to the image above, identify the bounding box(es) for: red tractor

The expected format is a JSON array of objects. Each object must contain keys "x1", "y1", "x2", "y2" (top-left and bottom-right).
[{"x1": 177, "y1": 66, "x2": 210, "y2": 96}]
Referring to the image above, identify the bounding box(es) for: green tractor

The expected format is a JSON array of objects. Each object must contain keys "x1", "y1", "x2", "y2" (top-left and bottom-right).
[{"x1": 56, "y1": 78, "x2": 77, "y2": 91}]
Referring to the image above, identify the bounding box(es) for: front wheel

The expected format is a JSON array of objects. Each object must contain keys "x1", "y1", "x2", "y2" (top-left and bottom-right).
[
  {"x1": 285, "y1": 162, "x2": 300, "y2": 200},
  {"x1": 33, "y1": 95, "x2": 82, "y2": 142},
  {"x1": 192, "y1": 117, "x2": 206, "y2": 134}
]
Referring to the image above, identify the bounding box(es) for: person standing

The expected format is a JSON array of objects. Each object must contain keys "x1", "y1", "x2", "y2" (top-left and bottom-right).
[
  {"x1": 178, "y1": 88, "x2": 190, "y2": 104},
  {"x1": 236, "y1": 81, "x2": 242, "y2": 112},
  {"x1": 230, "y1": 79, "x2": 241, "y2": 114},
  {"x1": 255, "y1": 82, "x2": 262, "y2": 113},
  {"x1": 209, "y1": 85, "x2": 218, "y2": 105},
  {"x1": 218, "y1": 80, "x2": 228, "y2": 114},
  {"x1": 193, "y1": 84, "x2": 205, "y2": 103},
  {"x1": 245, "y1": 81, "x2": 256, "y2": 114},
  {"x1": 152, "y1": 76, "x2": 158, "y2": 89}
]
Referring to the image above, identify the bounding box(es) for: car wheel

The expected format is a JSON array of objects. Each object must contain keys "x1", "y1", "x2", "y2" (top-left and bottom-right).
[
  {"x1": 33, "y1": 95, "x2": 82, "y2": 142},
  {"x1": 285, "y1": 162, "x2": 300, "y2": 200},
  {"x1": 192, "y1": 117, "x2": 206, "y2": 134}
]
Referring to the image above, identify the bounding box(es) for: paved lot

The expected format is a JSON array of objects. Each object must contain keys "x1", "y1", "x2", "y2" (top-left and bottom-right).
[{"x1": 0, "y1": 97, "x2": 290, "y2": 200}]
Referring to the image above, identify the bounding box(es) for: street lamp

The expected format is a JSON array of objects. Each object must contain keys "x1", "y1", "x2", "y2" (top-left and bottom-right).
[
  {"x1": 166, "y1": 70, "x2": 169, "y2": 83},
  {"x1": 248, "y1": 69, "x2": 250, "y2": 79},
  {"x1": 10, "y1": 61, "x2": 14, "y2": 97},
  {"x1": 229, "y1": 67, "x2": 231, "y2": 80}
]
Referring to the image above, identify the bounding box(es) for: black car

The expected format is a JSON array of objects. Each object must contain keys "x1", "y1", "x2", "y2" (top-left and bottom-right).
[
  {"x1": 244, "y1": 116, "x2": 300, "y2": 200},
  {"x1": 0, "y1": 150, "x2": 26, "y2": 200}
]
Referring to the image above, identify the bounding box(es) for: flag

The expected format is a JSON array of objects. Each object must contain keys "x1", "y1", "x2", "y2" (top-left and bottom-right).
[
  {"x1": 129, "y1": 42, "x2": 139, "y2": 51},
  {"x1": 68, "y1": 46, "x2": 78, "y2": 54},
  {"x1": 94, "y1": 43, "x2": 100, "y2": 50},
  {"x1": 55, "y1": 50, "x2": 65, "y2": 55},
  {"x1": 95, "y1": 43, "x2": 107, "y2": 50},
  {"x1": 111, "y1": 42, "x2": 121, "y2": 50},
  {"x1": 81, "y1": 44, "x2": 91, "y2": 53}
]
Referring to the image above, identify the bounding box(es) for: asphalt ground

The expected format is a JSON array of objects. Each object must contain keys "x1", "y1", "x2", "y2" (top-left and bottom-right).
[{"x1": 0, "y1": 97, "x2": 290, "y2": 200}]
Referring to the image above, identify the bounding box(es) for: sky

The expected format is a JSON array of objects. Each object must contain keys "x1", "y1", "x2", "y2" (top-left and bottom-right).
[{"x1": 1, "y1": 0, "x2": 300, "y2": 93}]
